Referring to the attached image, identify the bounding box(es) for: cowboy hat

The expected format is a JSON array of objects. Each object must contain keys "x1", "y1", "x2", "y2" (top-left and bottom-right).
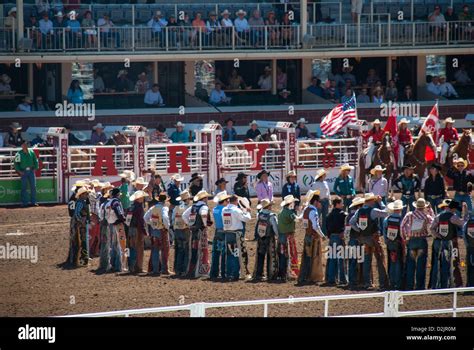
[
  {"x1": 213, "y1": 190, "x2": 231, "y2": 203},
  {"x1": 264, "y1": 66, "x2": 272, "y2": 72},
  {"x1": 236, "y1": 172, "x2": 248, "y2": 181},
  {"x1": 287, "y1": 170, "x2": 297, "y2": 178},
  {"x1": 429, "y1": 163, "x2": 442, "y2": 171},
  {"x1": 92, "y1": 123, "x2": 104, "y2": 130},
  {"x1": 238, "y1": 196, "x2": 251, "y2": 210},
  {"x1": 189, "y1": 173, "x2": 204, "y2": 183},
  {"x1": 236, "y1": 9, "x2": 247, "y2": 16},
  {"x1": 75, "y1": 187, "x2": 90, "y2": 198},
  {"x1": 249, "y1": 120, "x2": 258, "y2": 126},
  {"x1": 349, "y1": 196, "x2": 365, "y2": 208},
  {"x1": 1, "y1": 74, "x2": 11, "y2": 84},
  {"x1": 72, "y1": 180, "x2": 88, "y2": 188},
  {"x1": 176, "y1": 190, "x2": 191, "y2": 202},
  {"x1": 398, "y1": 118, "x2": 409, "y2": 125},
  {"x1": 455, "y1": 158, "x2": 468, "y2": 168},
  {"x1": 194, "y1": 190, "x2": 211, "y2": 202},
  {"x1": 215, "y1": 177, "x2": 229, "y2": 186},
  {"x1": 280, "y1": 194, "x2": 298, "y2": 207},
  {"x1": 257, "y1": 170, "x2": 270, "y2": 179},
  {"x1": 370, "y1": 165, "x2": 386, "y2": 175},
  {"x1": 9, "y1": 122, "x2": 22, "y2": 130},
  {"x1": 90, "y1": 179, "x2": 103, "y2": 188},
  {"x1": 364, "y1": 192, "x2": 377, "y2": 202},
  {"x1": 175, "y1": 121, "x2": 185, "y2": 128},
  {"x1": 221, "y1": 9, "x2": 230, "y2": 16},
  {"x1": 132, "y1": 177, "x2": 148, "y2": 186},
  {"x1": 119, "y1": 170, "x2": 136, "y2": 181},
  {"x1": 304, "y1": 189, "x2": 320, "y2": 205},
  {"x1": 279, "y1": 89, "x2": 291, "y2": 96},
  {"x1": 171, "y1": 174, "x2": 184, "y2": 182},
  {"x1": 296, "y1": 117, "x2": 307, "y2": 124},
  {"x1": 372, "y1": 119, "x2": 381, "y2": 125},
  {"x1": 55, "y1": 11, "x2": 64, "y2": 17},
  {"x1": 444, "y1": 117, "x2": 455, "y2": 124},
  {"x1": 438, "y1": 199, "x2": 452, "y2": 209},
  {"x1": 8, "y1": 7, "x2": 17, "y2": 15},
  {"x1": 448, "y1": 200, "x2": 461, "y2": 211},
  {"x1": 314, "y1": 169, "x2": 327, "y2": 181},
  {"x1": 340, "y1": 163, "x2": 354, "y2": 171},
  {"x1": 130, "y1": 190, "x2": 148, "y2": 202},
  {"x1": 101, "y1": 181, "x2": 114, "y2": 190},
  {"x1": 117, "y1": 69, "x2": 128, "y2": 78},
  {"x1": 402, "y1": 164, "x2": 416, "y2": 171},
  {"x1": 387, "y1": 200, "x2": 405, "y2": 212},
  {"x1": 257, "y1": 198, "x2": 273, "y2": 210},
  {"x1": 412, "y1": 198, "x2": 430, "y2": 209}
]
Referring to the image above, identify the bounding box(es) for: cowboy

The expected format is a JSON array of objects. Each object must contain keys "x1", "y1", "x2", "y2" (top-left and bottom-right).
[
  {"x1": 282, "y1": 170, "x2": 301, "y2": 206},
  {"x1": 349, "y1": 193, "x2": 389, "y2": 290},
  {"x1": 400, "y1": 198, "x2": 434, "y2": 290},
  {"x1": 210, "y1": 191, "x2": 231, "y2": 280},
  {"x1": 256, "y1": 170, "x2": 273, "y2": 202},
  {"x1": 277, "y1": 194, "x2": 299, "y2": 280},
  {"x1": 334, "y1": 163, "x2": 356, "y2": 210},
  {"x1": 132, "y1": 177, "x2": 148, "y2": 192},
  {"x1": 221, "y1": 195, "x2": 252, "y2": 281},
  {"x1": 173, "y1": 190, "x2": 193, "y2": 277},
  {"x1": 63, "y1": 182, "x2": 84, "y2": 268},
  {"x1": 188, "y1": 173, "x2": 204, "y2": 197},
  {"x1": 439, "y1": 117, "x2": 459, "y2": 164},
  {"x1": 127, "y1": 190, "x2": 148, "y2": 274},
  {"x1": 397, "y1": 118, "x2": 413, "y2": 168},
  {"x1": 245, "y1": 120, "x2": 261, "y2": 140},
  {"x1": 182, "y1": 190, "x2": 212, "y2": 278},
  {"x1": 90, "y1": 123, "x2": 107, "y2": 145},
  {"x1": 368, "y1": 165, "x2": 388, "y2": 204},
  {"x1": 298, "y1": 190, "x2": 326, "y2": 285},
  {"x1": 423, "y1": 163, "x2": 446, "y2": 214},
  {"x1": 252, "y1": 199, "x2": 279, "y2": 282},
  {"x1": 97, "y1": 182, "x2": 114, "y2": 273},
  {"x1": 233, "y1": 172, "x2": 250, "y2": 203},
  {"x1": 324, "y1": 196, "x2": 348, "y2": 286},
  {"x1": 447, "y1": 158, "x2": 474, "y2": 212},
  {"x1": 71, "y1": 186, "x2": 91, "y2": 268},
  {"x1": 170, "y1": 122, "x2": 189, "y2": 143},
  {"x1": 215, "y1": 177, "x2": 229, "y2": 194},
  {"x1": 312, "y1": 169, "x2": 330, "y2": 234},
  {"x1": 430, "y1": 200, "x2": 468, "y2": 289},
  {"x1": 383, "y1": 200, "x2": 405, "y2": 290},
  {"x1": 167, "y1": 173, "x2": 183, "y2": 210},
  {"x1": 463, "y1": 204, "x2": 474, "y2": 287},
  {"x1": 363, "y1": 119, "x2": 385, "y2": 169},
  {"x1": 295, "y1": 118, "x2": 313, "y2": 139},
  {"x1": 346, "y1": 196, "x2": 365, "y2": 290},
  {"x1": 118, "y1": 170, "x2": 135, "y2": 212},
  {"x1": 223, "y1": 117, "x2": 237, "y2": 141},
  {"x1": 87, "y1": 180, "x2": 103, "y2": 258},
  {"x1": 144, "y1": 192, "x2": 170, "y2": 275},
  {"x1": 146, "y1": 173, "x2": 166, "y2": 207},
  {"x1": 104, "y1": 187, "x2": 127, "y2": 272},
  {"x1": 5, "y1": 122, "x2": 25, "y2": 147},
  {"x1": 394, "y1": 164, "x2": 420, "y2": 215}
]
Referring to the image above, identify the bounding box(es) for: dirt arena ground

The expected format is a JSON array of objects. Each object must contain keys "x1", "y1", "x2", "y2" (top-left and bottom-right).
[{"x1": 0, "y1": 198, "x2": 473, "y2": 317}]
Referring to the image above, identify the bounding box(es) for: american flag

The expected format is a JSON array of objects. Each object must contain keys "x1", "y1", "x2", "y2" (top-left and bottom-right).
[{"x1": 320, "y1": 94, "x2": 358, "y2": 136}]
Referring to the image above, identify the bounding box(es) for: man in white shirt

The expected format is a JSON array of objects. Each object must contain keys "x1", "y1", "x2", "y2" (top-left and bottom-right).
[
  {"x1": 258, "y1": 66, "x2": 272, "y2": 91},
  {"x1": 439, "y1": 76, "x2": 459, "y2": 99},
  {"x1": 148, "y1": 10, "x2": 168, "y2": 47},
  {"x1": 427, "y1": 76, "x2": 441, "y2": 96},
  {"x1": 234, "y1": 9, "x2": 250, "y2": 44},
  {"x1": 222, "y1": 195, "x2": 251, "y2": 280},
  {"x1": 144, "y1": 84, "x2": 164, "y2": 107},
  {"x1": 311, "y1": 169, "x2": 330, "y2": 235}
]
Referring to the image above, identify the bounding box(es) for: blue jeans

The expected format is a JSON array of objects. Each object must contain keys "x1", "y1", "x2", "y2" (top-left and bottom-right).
[
  {"x1": 210, "y1": 229, "x2": 226, "y2": 279},
  {"x1": 100, "y1": 32, "x2": 120, "y2": 48},
  {"x1": 430, "y1": 239, "x2": 454, "y2": 289},
  {"x1": 149, "y1": 227, "x2": 162, "y2": 274},
  {"x1": 406, "y1": 237, "x2": 428, "y2": 290},
  {"x1": 401, "y1": 195, "x2": 415, "y2": 216},
  {"x1": 426, "y1": 195, "x2": 444, "y2": 215},
  {"x1": 386, "y1": 240, "x2": 403, "y2": 289},
  {"x1": 225, "y1": 231, "x2": 241, "y2": 280},
  {"x1": 454, "y1": 193, "x2": 473, "y2": 213},
  {"x1": 360, "y1": 235, "x2": 388, "y2": 288},
  {"x1": 326, "y1": 234, "x2": 347, "y2": 284},
  {"x1": 343, "y1": 197, "x2": 352, "y2": 212},
  {"x1": 320, "y1": 198, "x2": 329, "y2": 235},
  {"x1": 21, "y1": 169, "x2": 37, "y2": 206},
  {"x1": 174, "y1": 229, "x2": 190, "y2": 276},
  {"x1": 347, "y1": 237, "x2": 361, "y2": 288}
]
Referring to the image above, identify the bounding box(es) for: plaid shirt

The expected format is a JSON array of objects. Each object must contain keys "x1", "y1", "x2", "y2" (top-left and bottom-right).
[{"x1": 401, "y1": 208, "x2": 434, "y2": 240}]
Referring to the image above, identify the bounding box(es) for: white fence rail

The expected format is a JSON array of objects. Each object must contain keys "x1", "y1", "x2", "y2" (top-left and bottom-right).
[
  {"x1": 221, "y1": 140, "x2": 286, "y2": 171},
  {"x1": 68, "y1": 145, "x2": 134, "y2": 176},
  {"x1": 297, "y1": 137, "x2": 360, "y2": 169},
  {"x1": 59, "y1": 287, "x2": 474, "y2": 318},
  {"x1": 146, "y1": 142, "x2": 209, "y2": 174},
  {"x1": 0, "y1": 147, "x2": 58, "y2": 179}
]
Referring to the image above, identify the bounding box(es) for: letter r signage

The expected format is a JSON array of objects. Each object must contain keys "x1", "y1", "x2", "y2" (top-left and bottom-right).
[{"x1": 167, "y1": 145, "x2": 191, "y2": 173}]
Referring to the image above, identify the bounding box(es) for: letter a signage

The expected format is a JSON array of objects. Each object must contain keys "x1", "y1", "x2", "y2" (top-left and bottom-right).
[{"x1": 92, "y1": 148, "x2": 118, "y2": 176}]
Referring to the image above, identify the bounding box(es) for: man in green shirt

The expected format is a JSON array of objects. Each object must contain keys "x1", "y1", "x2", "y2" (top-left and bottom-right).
[
  {"x1": 14, "y1": 141, "x2": 39, "y2": 207},
  {"x1": 169, "y1": 122, "x2": 190, "y2": 143},
  {"x1": 277, "y1": 194, "x2": 299, "y2": 281}
]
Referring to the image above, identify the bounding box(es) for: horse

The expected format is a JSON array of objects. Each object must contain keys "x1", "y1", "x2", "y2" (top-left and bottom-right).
[
  {"x1": 405, "y1": 132, "x2": 437, "y2": 179},
  {"x1": 441, "y1": 129, "x2": 474, "y2": 174}
]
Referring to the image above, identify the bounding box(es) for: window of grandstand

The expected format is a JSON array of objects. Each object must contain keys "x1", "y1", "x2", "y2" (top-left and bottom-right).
[
  {"x1": 426, "y1": 55, "x2": 447, "y2": 80},
  {"x1": 72, "y1": 62, "x2": 94, "y2": 100}
]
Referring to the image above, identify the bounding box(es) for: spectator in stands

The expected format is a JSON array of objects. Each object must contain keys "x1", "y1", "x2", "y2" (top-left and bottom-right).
[
  {"x1": 93, "y1": 68, "x2": 105, "y2": 93},
  {"x1": 82, "y1": 10, "x2": 97, "y2": 48},
  {"x1": 135, "y1": 72, "x2": 150, "y2": 94},
  {"x1": 53, "y1": 11, "x2": 65, "y2": 27},
  {"x1": 67, "y1": 79, "x2": 84, "y2": 104},
  {"x1": 64, "y1": 124, "x2": 85, "y2": 146},
  {"x1": 191, "y1": 12, "x2": 206, "y2": 47},
  {"x1": 4, "y1": 122, "x2": 24, "y2": 147},
  {"x1": 248, "y1": 9, "x2": 264, "y2": 46},
  {"x1": 385, "y1": 79, "x2": 398, "y2": 102},
  {"x1": 148, "y1": 11, "x2": 168, "y2": 47},
  {"x1": 98, "y1": 13, "x2": 120, "y2": 48},
  {"x1": 324, "y1": 79, "x2": 341, "y2": 103},
  {"x1": 215, "y1": 68, "x2": 227, "y2": 88},
  {"x1": 228, "y1": 69, "x2": 246, "y2": 90},
  {"x1": 167, "y1": 15, "x2": 179, "y2": 47},
  {"x1": 439, "y1": 76, "x2": 459, "y2": 99},
  {"x1": 459, "y1": 5, "x2": 474, "y2": 40},
  {"x1": 194, "y1": 82, "x2": 209, "y2": 102},
  {"x1": 0, "y1": 74, "x2": 12, "y2": 94},
  {"x1": 209, "y1": 82, "x2": 230, "y2": 105},
  {"x1": 341, "y1": 88, "x2": 353, "y2": 103},
  {"x1": 278, "y1": 89, "x2": 292, "y2": 104},
  {"x1": 343, "y1": 79, "x2": 353, "y2": 94},
  {"x1": 39, "y1": 12, "x2": 54, "y2": 49},
  {"x1": 265, "y1": 10, "x2": 280, "y2": 46},
  {"x1": 16, "y1": 97, "x2": 33, "y2": 112},
  {"x1": 115, "y1": 70, "x2": 133, "y2": 92},
  {"x1": 342, "y1": 66, "x2": 357, "y2": 86},
  {"x1": 444, "y1": 6, "x2": 458, "y2": 22},
  {"x1": 32, "y1": 96, "x2": 50, "y2": 111},
  {"x1": 246, "y1": 120, "x2": 261, "y2": 140},
  {"x1": 454, "y1": 64, "x2": 471, "y2": 85},
  {"x1": 65, "y1": 10, "x2": 82, "y2": 49},
  {"x1": 366, "y1": 68, "x2": 380, "y2": 87},
  {"x1": 144, "y1": 84, "x2": 164, "y2": 107},
  {"x1": 258, "y1": 66, "x2": 272, "y2": 91},
  {"x1": 90, "y1": 123, "x2": 107, "y2": 145},
  {"x1": 276, "y1": 66, "x2": 287, "y2": 91},
  {"x1": 206, "y1": 11, "x2": 222, "y2": 47},
  {"x1": 280, "y1": 12, "x2": 294, "y2": 46},
  {"x1": 178, "y1": 12, "x2": 192, "y2": 48},
  {"x1": 5, "y1": 7, "x2": 17, "y2": 30},
  {"x1": 329, "y1": 69, "x2": 345, "y2": 88},
  {"x1": 427, "y1": 76, "x2": 441, "y2": 96},
  {"x1": 372, "y1": 87, "x2": 384, "y2": 103},
  {"x1": 351, "y1": 0, "x2": 363, "y2": 23},
  {"x1": 220, "y1": 10, "x2": 233, "y2": 46},
  {"x1": 295, "y1": 118, "x2": 313, "y2": 139},
  {"x1": 234, "y1": 9, "x2": 250, "y2": 45},
  {"x1": 400, "y1": 85, "x2": 415, "y2": 101},
  {"x1": 307, "y1": 77, "x2": 324, "y2": 97},
  {"x1": 223, "y1": 117, "x2": 237, "y2": 141},
  {"x1": 459, "y1": 4, "x2": 472, "y2": 21},
  {"x1": 357, "y1": 87, "x2": 371, "y2": 103},
  {"x1": 150, "y1": 124, "x2": 171, "y2": 144},
  {"x1": 428, "y1": 5, "x2": 446, "y2": 39},
  {"x1": 52, "y1": 11, "x2": 66, "y2": 48},
  {"x1": 170, "y1": 122, "x2": 188, "y2": 143},
  {"x1": 27, "y1": 14, "x2": 42, "y2": 49}
]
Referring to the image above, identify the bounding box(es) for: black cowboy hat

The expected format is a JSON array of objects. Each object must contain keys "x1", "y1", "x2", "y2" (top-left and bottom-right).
[
  {"x1": 215, "y1": 177, "x2": 229, "y2": 186},
  {"x1": 110, "y1": 188, "x2": 121, "y2": 197},
  {"x1": 257, "y1": 170, "x2": 270, "y2": 179},
  {"x1": 189, "y1": 173, "x2": 203, "y2": 183},
  {"x1": 224, "y1": 117, "x2": 235, "y2": 125},
  {"x1": 448, "y1": 200, "x2": 461, "y2": 211},
  {"x1": 429, "y1": 163, "x2": 442, "y2": 171},
  {"x1": 402, "y1": 164, "x2": 416, "y2": 170},
  {"x1": 157, "y1": 124, "x2": 166, "y2": 133},
  {"x1": 236, "y1": 172, "x2": 248, "y2": 181}
]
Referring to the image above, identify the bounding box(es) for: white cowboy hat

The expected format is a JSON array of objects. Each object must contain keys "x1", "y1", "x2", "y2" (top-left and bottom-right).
[
  {"x1": 55, "y1": 11, "x2": 64, "y2": 17},
  {"x1": 264, "y1": 66, "x2": 272, "y2": 72},
  {"x1": 9, "y1": 122, "x2": 22, "y2": 130},
  {"x1": 455, "y1": 158, "x2": 468, "y2": 168},
  {"x1": 370, "y1": 165, "x2": 386, "y2": 175},
  {"x1": 213, "y1": 190, "x2": 231, "y2": 203},
  {"x1": 412, "y1": 198, "x2": 430, "y2": 209},
  {"x1": 132, "y1": 177, "x2": 148, "y2": 186},
  {"x1": 314, "y1": 169, "x2": 327, "y2": 181},
  {"x1": 8, "y1": 7, "x2": 17, "y2": 15},
  {"x1": 438, "y1": 199, "x2": 452, "y2": 209},
  {"x1": 176, "y1": 190, "x2": 191, "y2": 202},
  {"x1": 117, "y1": 69, "x2": 128, "y2": 78},
  {"x1": 92, "y1": 123, "x2": 104, "y2": 130},
  {"x1": 238, "y1": 196, "x2": 251, "y2": 210},
  {"x1": 304, "y1": 189, "x2": 320, "y2": 205},
  {"x1": 249, "y1": 120, "x2": 258, "y2": 126},
  {"x1": 90, "y1": 179, "x2": 103, "y2": 188},
  {"x1": 119, "y1": 170, "x2": 136, "y2": 181},
  {"x1": 364, "y1": 192, "x2": 377, "y2": 202},
  {"x1": 175, "y1": 121, "x2": 185, "y2": 128},
  {"x1": 194, "y1": 190, "x2": 211, "y2": 202},
  {"x1": 372, "y1": 119, "x2": 381, "y2": 125},
  {"x1": 387, "y1": 199, "x2": 405, "y2": 212},
  {"x1": 171, "y1": 174, "x2": 184, "y2": 182},
  {"x1": 349, "y1": 196, "x2": 365, "y2": 208},
  {"x1": 444, "y1": 117, "x2": 455, "y2": 124},
  {"x1": 398, "y1": 118, "x2": 409, "y2": 125},
  {"x1": 287, "y1": 170, "x2": 297, "y2": 178},
  {"x1": 101, "y1": 181, "x2": 114, "y2": 190},
  {"x1": 72, "y1": 180, "x2": 87, "y2": 188},
  {"x1": 236, "y1": 9, "x2": 247, "y2": 16},
  {"x1": 75, "y1": 187, "x2": 90, "y2": 198},
  {"x1": 130, "y1": 190, "x2": 148, "y2": 201},
  {"x1": 257, "y1": 198, "x2": 273, "y2": 210},
  {"x1": 279, "y1": 89, "x2": 291, "y2": 96},
  {"x1": 340, "y1": 163, "x2": 354, "y2": 171},
  {"x1": 155, "y1": 10, "x2": 162, "y2": 16},
  {"x1": 296, "y1": 117, "x2": 307, "y2": 124},
  {"x1": 280, "y1": 195, "x2": 298, "y2": 207},
  {"x1": 221, "y1": 9, "x2": 230, "y2": 16}
]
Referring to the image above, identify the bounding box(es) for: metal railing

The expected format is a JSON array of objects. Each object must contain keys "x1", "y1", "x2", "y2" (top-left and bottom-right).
[
  {"x1": 0, "y1": 147, "x2": 58, "y2": 179},
  {"x1": 297, "y1": 138, "x2": 360, "y2": 169},
  {"x1": 221, "y1": 140, "x2": 286, "y2": 171},
  {"x1": 0, "y1": 19, "x2": 15, "y2": 51},
  {"x1": 146, "y1": 142, "x2": 209, "y2": 174},
  {"x1": 59, "y1": 287, "x2": 474, "y2": 318},
  {"x1": 68, "y1": 145, "x2": 134, "y2": 176}
]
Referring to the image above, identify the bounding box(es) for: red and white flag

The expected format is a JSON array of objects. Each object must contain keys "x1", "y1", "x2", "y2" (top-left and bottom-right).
[
  {"x1": 418, "y1": 101, "x2": 439, "y2": 161},
  {"x1": 320, "y1": 94, "x2": 358, "y2": 136}
]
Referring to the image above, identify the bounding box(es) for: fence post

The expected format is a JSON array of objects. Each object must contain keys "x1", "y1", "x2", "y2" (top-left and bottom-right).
[{"x1": 190, "y1": 302, "x2": 206, "y2": 317}]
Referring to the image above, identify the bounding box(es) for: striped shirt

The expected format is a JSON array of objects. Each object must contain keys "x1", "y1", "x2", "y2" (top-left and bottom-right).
[{"x1": 401, "y1": 208, "x2": 434, "y2": 239}]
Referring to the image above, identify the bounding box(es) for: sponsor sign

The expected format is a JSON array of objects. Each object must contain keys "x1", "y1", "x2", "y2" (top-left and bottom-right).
[{"x1": 0, "y1": 178, "x2": 57, "y2": 204}]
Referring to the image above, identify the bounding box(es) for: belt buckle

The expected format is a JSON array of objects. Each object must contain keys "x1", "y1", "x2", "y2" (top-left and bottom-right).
[{"x1": 25, "y1": 167, "x2": 31, "y2": 171}]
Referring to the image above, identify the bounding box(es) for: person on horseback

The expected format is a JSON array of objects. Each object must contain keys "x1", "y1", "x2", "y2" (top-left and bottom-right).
[
  {"x1": 363, "y1": 119, "x2": 384, "y2": 169},
  {"x1": 397, "y1": 118, "x2": 413, "y2": 168},
  {"x1": 447, "y1": 158, "x2": 474, "y2": 212},
  {"x1": 439, "y1": 117, "x2": 459, "y2": 165},
  {"x1": 394, "y1": 164, "x2": 420, "y2": 216}
]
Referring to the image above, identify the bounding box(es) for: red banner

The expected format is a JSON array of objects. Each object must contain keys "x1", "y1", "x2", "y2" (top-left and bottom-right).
[
  {"x1": 288, "y1": 132, "x2": 296, "y2": 170},
  {"x1": 137, "y1": 136, "x2": 146, "y2": 175},
  {"x1": 32, "y1": 149, "x2": 44, "y2": 177}
]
